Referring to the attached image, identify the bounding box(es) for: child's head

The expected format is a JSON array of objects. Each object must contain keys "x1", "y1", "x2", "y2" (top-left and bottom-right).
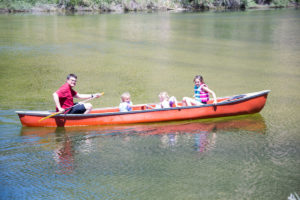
[
  {"x1": 193, "y1": 75, "x2": 204, "y2": 86},
  {"x1": 158, "y1": 92, "x2": 169, "y2": 102},
  {"x1": 121, "y1": 92, "x2": 131, "y2": 103}
]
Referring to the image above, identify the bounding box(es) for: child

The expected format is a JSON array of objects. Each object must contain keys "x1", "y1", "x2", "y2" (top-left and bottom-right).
[
  {"x1": 182, "y1": 75, "x2": 217, "y2": 106},
  {"x1": 169, "y1": 96, "x2": 178, "y2": 107},
  {"x1": 119, "y1": 92, "x2": 133, "y2": 112},
  {"x1": 156, "y1": 92, "x2": 178, "y2": 109}
]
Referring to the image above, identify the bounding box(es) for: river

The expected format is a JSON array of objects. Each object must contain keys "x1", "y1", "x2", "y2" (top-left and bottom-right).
[{"x1": 0, "y1": 9, "x2": 300, "y2": 199}]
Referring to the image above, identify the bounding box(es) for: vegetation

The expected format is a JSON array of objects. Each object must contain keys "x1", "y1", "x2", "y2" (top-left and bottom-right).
[{"x1": 0, "y1": 0, "x2": 298, "y2": 12}]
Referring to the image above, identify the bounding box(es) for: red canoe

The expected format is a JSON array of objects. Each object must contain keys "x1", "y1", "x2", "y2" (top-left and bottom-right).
[{"x1": 16, "y1": 90, "x2": 270, "y2": 127}]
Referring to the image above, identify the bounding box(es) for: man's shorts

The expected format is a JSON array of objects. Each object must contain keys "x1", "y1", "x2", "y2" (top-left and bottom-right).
[{"x1": 68, "y1": 103, "x2": 86, "y2": 114}]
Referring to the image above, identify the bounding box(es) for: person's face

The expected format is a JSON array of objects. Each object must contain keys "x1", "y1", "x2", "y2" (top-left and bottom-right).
[
  {"x1": 159, "y1": 95, "x2": 166, "y2": 102},
  {"x1": 123, "y1": 96, "x2": 130, "y2": 103},
  {"x1": 194, "y1": 79, "x2": 201, "y2": 87},
  {"x1": 67, "y1": 77, "x2": 77, "y2": 87}
]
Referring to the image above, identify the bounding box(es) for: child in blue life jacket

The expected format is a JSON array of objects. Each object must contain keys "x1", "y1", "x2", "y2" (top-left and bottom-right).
[
  {"x1": 182, "y1": 75, "x2": 217, "y2": 106},
  {"x1": 119, "y1": 92, "x2": 133, "y2": 112}
]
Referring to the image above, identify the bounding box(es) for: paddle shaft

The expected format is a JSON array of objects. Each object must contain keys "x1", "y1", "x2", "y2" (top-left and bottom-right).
[{"x1": 145, "y1": 104, "x2": 155, "y2": 109}]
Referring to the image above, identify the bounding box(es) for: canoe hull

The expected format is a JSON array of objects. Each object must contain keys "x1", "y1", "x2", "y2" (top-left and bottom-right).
[{"x1": 16, "y1": 90, "x2": 270, "y2": 127}]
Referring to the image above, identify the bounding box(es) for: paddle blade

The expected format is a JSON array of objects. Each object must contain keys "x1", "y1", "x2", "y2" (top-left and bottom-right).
[{"x1": 39, "y1": 111, "x2": 61, "y2": 122}]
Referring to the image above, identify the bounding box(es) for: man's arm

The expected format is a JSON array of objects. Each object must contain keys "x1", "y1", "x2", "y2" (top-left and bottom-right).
[
  {"x1": 53, "y1": 92, "x2": 65, "y2": 112},
  {"x1": 75, "y1": 93, "x2": 103, "y2": 99}
]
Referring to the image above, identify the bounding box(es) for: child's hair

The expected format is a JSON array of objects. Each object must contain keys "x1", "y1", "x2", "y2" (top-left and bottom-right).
[
  {"x1": 193, "y1": 75, "x2": 204, "y2": 83},
  {"x1": 121, "y1": 92, "x2": 131, "y2": 102},
  {"x1": 159, "y1": 92, "x2": 169, "y2": 101}
]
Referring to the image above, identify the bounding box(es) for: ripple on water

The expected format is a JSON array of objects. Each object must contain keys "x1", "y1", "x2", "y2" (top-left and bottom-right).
[{"x1": 1, "y1": 112, "x2": 298, "y2": 199}]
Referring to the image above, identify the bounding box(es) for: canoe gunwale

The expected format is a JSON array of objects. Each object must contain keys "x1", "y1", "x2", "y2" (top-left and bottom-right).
[{"x1": 16, "y1": 90, "x2": 270, "y2": 118}]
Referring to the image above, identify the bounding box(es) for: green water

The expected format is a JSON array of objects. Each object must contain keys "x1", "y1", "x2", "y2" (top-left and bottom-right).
[{"x1": 0, "y1": 9, "x2": 300, "y2": 199}]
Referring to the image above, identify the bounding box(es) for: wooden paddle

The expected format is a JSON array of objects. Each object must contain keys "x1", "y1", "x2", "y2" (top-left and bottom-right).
[
  {"x1": 39, "y1": 92, "x2": 104, "y2": 122},
  {"x1": 145, "y1": 104, "x2": 155, "y2": 109}
]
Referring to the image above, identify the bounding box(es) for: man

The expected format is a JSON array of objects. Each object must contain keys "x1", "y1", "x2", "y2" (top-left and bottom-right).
[{"x1": 53, "y1": 74, "x2": 102, "y2": 114}]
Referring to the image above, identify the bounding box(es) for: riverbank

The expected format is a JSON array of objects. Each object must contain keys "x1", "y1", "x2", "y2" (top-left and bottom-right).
[{"x1": 0, "y1": 0, "x2": 298, "y2": 14}]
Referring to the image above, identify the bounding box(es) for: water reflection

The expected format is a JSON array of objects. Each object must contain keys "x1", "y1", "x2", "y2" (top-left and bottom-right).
[
  {"x1": 20, "y1": 114, "x2": 266, "y2": 173},
  {"x1": 53, "y1": 133, "x2": 74, "y2": 174},
  {"x1": 194, "y1": 132, "x2": 217, "y2": 153},
  {"x1": 20, "y1": 114, "x2": 266, "y2": 137},
  {"x1": 160, "y1": 134, "x2": 178, "y2": 148}
]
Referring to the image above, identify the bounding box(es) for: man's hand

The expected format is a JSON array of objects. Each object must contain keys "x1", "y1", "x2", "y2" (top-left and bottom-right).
[
  {"x1": 58, "y1": 107, "x2": 65, "y2": 113},
  {"x1": 93, "y1": 92, "x2": 104, "y2": 98}
]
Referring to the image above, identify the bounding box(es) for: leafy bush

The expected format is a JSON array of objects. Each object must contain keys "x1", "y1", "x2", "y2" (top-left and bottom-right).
[
  {"x1": 1, "y1": 0, "x2": 32, "y2": 10},
  {"x1": 241, "y1": 0, "x2": 257, "y2": 7},
  {"x1": 0, "y1": 0, "x2": 296, "y2": 11},
  {"x1": 271, "y1": 0, "x2": 288, "y2": 6}
]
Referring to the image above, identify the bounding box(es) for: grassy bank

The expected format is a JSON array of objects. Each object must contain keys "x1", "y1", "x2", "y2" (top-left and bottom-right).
[{"x1": 0, "y1": 0, "x2": 298, "y2": 13}]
